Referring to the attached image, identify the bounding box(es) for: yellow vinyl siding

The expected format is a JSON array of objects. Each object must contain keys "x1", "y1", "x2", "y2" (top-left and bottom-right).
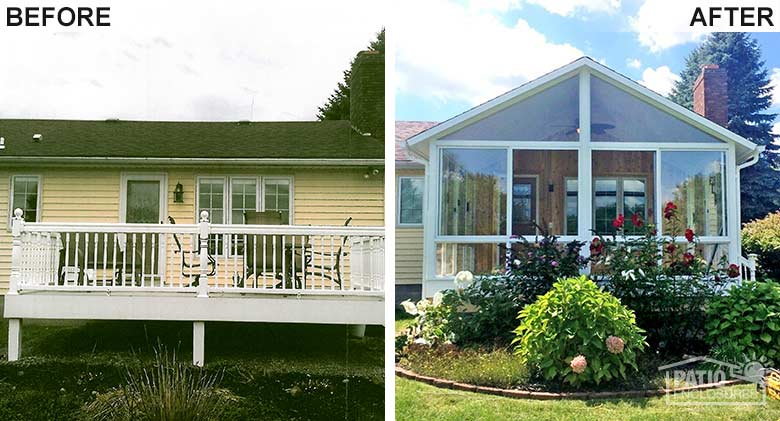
[
  {"x1": 0, "y1": 166, "x2": 383, "y2": 292},
  {"x1": 396, "y1": 168, "x2": 424, "y2": 285}
]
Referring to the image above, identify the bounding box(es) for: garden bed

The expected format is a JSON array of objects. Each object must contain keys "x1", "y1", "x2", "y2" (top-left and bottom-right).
[{"x1": 395, "y1": 365, "x2": 744, "y2": 400}]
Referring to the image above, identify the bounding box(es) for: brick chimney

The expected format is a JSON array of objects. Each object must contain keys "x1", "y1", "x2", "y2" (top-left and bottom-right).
[
  {"x1": 693, "y1": 64, "x2": 728, "y2": 127},
  {"x1": 349, "y1": 50, "x2": 384, "y2": 140}
]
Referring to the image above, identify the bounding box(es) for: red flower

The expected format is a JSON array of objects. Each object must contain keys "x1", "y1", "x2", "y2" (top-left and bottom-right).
[
  {"x1": 666, "y1": 243, "x2": 676, "y2": 254},
  {"x1": 682, "y1": 252, "x2": 695, "y2": 266},
  {"x1": 590, "y1": 238, "x2": 604, "y2": 256},
  {"x1": 651, "y1": 228, "x2": 658, "y2": 236},
  {"x1": 664, "y1": 202, "x2": 677, "y2": 220},
  {"x1": 612, "y1": 214, "x2": 625, "y2": 229},
  {"x1": 727, "y1": 264, "x2": 740, "y2": 279},
  {"x1": 685, "y1": 228, "x2": 695, "y2": 243},
  {"x1": 631, "y1": 213, "x2": 643, "y2": 228}
]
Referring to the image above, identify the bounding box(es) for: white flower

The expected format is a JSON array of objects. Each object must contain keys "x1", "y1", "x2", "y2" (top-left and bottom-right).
[
  {"x1": 432, "y1": 291, "x2": 444, "y2": 307},
  {"x1": 454, "y1": 270, "x2": 474, "y2": 289},
  {"x1": 513, "y1": 259, "x2": 521, "y2": 266},
  {"x1": 413, "y1": 338, "x2": 430, "y2": 346},
  {"x1": 400, "y1": 300, "x2": 418, "y2": 315},
  {"x1": 638, "y1": 268, "x2": 646, "y2": 277},
  {"x1": 416, "y1": 299, "x2": 429, "y2": 312},
  {"x1": 621, "y1": 269, "x2": 637, "y2": 281}
]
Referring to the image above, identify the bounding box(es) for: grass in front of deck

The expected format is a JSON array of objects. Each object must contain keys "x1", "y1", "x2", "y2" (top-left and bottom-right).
[
  {"x1": 0, "y1": 299, "x2": 383, "y2": 420},
  {"x1": 396, "y1": 377, "x2": 780, "y2": 421}
]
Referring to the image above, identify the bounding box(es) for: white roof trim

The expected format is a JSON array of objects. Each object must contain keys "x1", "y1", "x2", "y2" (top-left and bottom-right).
[{"x1": 406, "y1": 57, "x2": 758, "y2": 156}]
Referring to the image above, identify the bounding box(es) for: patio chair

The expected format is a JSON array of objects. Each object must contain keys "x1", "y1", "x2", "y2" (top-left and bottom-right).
[
  {"x1": 304, "y1": 217, "x2": 352, "y2": 288},
  {"x1": 242, "y1": 211, "x2": 306, "y2": 289},
  {"x1": 168, "y1": 216, "x2": 216, "y2": 286}
]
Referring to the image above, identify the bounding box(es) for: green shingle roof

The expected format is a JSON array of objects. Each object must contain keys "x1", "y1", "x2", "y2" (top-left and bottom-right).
[{"x1": 0, "y1": 119, "x2": 383, "y2": 160}]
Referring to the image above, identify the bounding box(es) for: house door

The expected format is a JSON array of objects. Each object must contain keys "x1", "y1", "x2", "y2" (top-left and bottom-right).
[
  {"x1": 121, "y1": 174, "x2": 167, "y2": 284},
  {"x1": 512, "y1": 177, "x2": 537, "y2": 235}
]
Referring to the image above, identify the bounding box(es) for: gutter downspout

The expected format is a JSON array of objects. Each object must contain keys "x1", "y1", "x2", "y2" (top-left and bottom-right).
[{"x1": 735, "y1": 145, "x2": 765, "y2": 269}]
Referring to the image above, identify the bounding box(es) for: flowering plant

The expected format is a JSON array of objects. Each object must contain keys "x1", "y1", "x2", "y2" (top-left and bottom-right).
[
  {"x1": 399, "y1": 292, "x2": 453, "y2": 348},
  {"x1": 589, "y1": 202, "x2": 734, "y2": 355}
]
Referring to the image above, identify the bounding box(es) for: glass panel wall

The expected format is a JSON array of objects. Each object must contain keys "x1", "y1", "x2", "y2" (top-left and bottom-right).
[
  {"x1": 436, "y1": 243, "x2": 504, "y2": 277},
  {"x1": 442, "y1": 76, "x2": 579, "y2": 141},
  {"x1": 661, "y1": 151, "x2": 725, "y2": 236},
  {"x1": 590, "y1": 75, "x2": 723, "y2": 143},
  {"x1": 439, "y1": 148, "x2": 507, "y2": 236},
  {"x1": 512, "y1": 150, "x2": 578, "y2": 236}
]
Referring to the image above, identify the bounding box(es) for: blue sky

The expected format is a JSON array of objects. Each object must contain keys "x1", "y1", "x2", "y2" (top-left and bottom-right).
[{"x1": 395, "y1": 0, "x2": 780, "y2": 132}]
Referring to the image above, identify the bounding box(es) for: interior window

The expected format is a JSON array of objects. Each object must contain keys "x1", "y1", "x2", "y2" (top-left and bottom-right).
[
  {"x1": 231, "y1": 178, "x2": 257, "y2": 224},
  {"x1": 593, "y1": 178, "x2": 647, "y2": 235},
  {"x1": 565, "y1": 179, "x2": 578, "y2": 235}
]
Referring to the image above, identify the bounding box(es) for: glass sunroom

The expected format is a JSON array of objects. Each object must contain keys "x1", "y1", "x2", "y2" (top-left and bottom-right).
[{"x1": 404, "y1": 58, "x2": 762, "y2": 295}]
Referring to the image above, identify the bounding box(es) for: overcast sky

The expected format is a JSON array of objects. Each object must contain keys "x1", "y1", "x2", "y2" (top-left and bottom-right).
[{"x1": 0, "y1": 1, "x2": 384, "y2": 121}]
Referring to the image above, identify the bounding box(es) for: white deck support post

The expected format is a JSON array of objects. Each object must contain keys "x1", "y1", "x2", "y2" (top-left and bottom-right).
[
  {"x1": 193, "y1": 321, "x2": 205, "y2": 367},
  {"x1": 9, "y1": 208, "x2": 24, "y2": 295},
  {"x1": 197, "y1": 210, "x2": 210, "y2": 298},
  {"x1": 349, "y1": 324, "x2": 366, "y2": 338},
  {"x1": 8, "y1": 319, "x2": 21, "y2": 361},
  {"x1": 8, "y1": 209, "x2": 24, "y2": 361}
]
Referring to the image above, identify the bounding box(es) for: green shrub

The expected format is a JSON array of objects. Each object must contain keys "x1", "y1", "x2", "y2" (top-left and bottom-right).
[
  {"x1": 513, "y1": 276, "x2": 646, "y2": 387},
  {"x1": 399, "y1": 293, "x2": 453, "y2": 347},
  {"x1": 706, "y1": 281, "x2": 780, "y2": 365},
  {"x1": 441, "y1": 234, "x2": 588, "y2": 347},
  {"x1": 82, "y1": 350, "x2": 239, "y2": 421},
  {"x1": 742, "y1": 212, "x2": 780, "y2": 281},
  {"x1": 590, "y1": 202, "x2": 730, "y2": 356},
  {"x1": 401, "y1": 346, "x2": 529, "y2": 388}
]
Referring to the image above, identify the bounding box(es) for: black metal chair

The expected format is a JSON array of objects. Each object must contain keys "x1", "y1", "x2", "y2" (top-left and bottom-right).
[{"x1": 168, "y1": 216, "x2": 216, "y2": 286}]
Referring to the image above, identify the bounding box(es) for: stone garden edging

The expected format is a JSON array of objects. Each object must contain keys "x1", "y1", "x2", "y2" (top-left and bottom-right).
[{"x1": 395, "y1": 366, "x2": 744, "y2": 400}]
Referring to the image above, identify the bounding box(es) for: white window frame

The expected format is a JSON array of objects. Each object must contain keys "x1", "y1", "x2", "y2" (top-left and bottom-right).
[
  {"x1": 422, "y1": 67, "x2": 737, "y2": 293},
  {"x1": 228, "y1": 176, "x2": 260, "y2": 224},
  {"x1": 262, "y1": 176, "x2": 295, "y2": 224},
  {"x1": 397, "y1": 176, "x2": 424, "y2": 227},
  {"x1": 119, "y1": 173, "x2": 168, "y2": 224},
  {"x1": 9, "y1": 174, "x2": 42, "y2": 225}
]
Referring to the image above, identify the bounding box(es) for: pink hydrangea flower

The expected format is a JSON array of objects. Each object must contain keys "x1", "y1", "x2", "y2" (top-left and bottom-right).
[
  {"x1": 570, "y1": 355, "x2": 587, "y2": 374},
  {"x1": 606, "y1": 336, "x2": 625, "y2": 354}
]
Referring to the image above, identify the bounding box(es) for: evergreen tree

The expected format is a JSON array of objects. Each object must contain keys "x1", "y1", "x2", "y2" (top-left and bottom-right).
[
  {"x1": 317, "y1": 28, "x2": 384, "y2": 121},
  {"x1": 669, "y1": 33, "x2": 780, "y2": 222}
]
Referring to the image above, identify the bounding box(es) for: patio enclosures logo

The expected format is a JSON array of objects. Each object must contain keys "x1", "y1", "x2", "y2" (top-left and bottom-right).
[
  {"x1": 2, "y1": 5, "x2": 110, "y2": 27},
  {"x1": 659, "y1": 356, "x2": 767, "y2": 406}
]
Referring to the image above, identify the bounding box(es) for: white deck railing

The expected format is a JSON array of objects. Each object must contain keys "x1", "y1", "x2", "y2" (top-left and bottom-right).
[
  {"x1": 8, "y1": 209, "x2": 384, "y2": 296},
  {"x1": 740, "y1": 253, "x2": 758, "y2": 283}
]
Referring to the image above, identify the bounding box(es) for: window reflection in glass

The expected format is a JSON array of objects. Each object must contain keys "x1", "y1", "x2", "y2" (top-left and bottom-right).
[
  {"x1": 399, "y1": 177, "x2": 424, "y2": 224},
  {"x1": 661, "y1": 151, "x2": 725, "y2": 236},
  {"x1": 440, "y1": 148, "x2": 507, "y2": 236}
]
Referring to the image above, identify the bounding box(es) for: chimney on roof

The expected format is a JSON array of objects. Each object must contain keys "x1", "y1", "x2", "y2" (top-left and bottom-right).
[
  {"x1": 693, "y1": 64, "x2": 728, "y2": 127},
  {"x1": 349, "y1": 50, "x2": 384, "y2": 141}
]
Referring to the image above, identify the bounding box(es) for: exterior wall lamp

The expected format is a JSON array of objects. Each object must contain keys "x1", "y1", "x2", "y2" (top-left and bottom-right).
[{"x1": 174, "y1": 182, "x2": 184, "y2": 203}]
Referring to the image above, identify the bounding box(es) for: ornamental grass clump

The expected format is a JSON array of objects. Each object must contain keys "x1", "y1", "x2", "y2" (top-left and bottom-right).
[
  {"x1": 513, "y1": 276, "x2": 646, "y2": 387},
  {"x1": 82, "y1": 349, "x2": 239, "y2": 421}
]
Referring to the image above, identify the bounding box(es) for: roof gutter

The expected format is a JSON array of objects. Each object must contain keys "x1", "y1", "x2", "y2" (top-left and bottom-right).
[
  {"x1": 738, "y1": 145, "x2": 764, "y2": 171},
  {"x1": 0, "y1": 156, "x2": 384, "y2": 167}
]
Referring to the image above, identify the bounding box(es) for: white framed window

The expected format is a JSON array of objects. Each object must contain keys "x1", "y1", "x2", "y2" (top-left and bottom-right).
[
  {"x1": 564, "y1": 178, "x2": 578, "y2": 235},
  {"x1": 9, "y1": 175, "x2": 41, "y2": 224},
  {"x1": 196, "y1": 176, "x2": 293, "y2": 225},
  {"x1": 263, "y1": 177, "x2": 293, "y2": 224},
  {"x1": 398, "y1": 176, "x2": 424, "y2": 226}
]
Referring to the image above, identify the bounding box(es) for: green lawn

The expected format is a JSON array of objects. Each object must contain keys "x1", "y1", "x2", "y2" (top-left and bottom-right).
[
  {"x1": 0, "y1": 298, "x2": 384, "y2": 420},
  {"x1": 396, "y1": 378, "x2": 780, "y2": 421}
]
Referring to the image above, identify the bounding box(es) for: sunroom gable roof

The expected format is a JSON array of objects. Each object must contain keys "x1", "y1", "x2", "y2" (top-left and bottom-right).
[{"x1": 406, "y1": 56, "x2": 759, "y2": 161}]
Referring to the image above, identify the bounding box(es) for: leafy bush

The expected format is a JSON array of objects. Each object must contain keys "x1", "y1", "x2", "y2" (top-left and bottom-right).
[
  {"x1": 706, "y1": 281, "x2": 780, "y2": 365},
  {"x1": 441, "y1": 234, "x2": 588, "y2": 347},
  {"x1": 506, "y1": 234, "x2": 588, "y2": 302},
  {"x1": 82, "y1": 350, "x2": 239, "y2": 421},
  {"x1": 401, "y1": 345, "x2": 529, "y2": 388},
  {"x1": 590, "y1": 203, "x2": 731, "y2": 355},
  {"x1": 513, "y1": 276, "x2": 646, "y2": 387},
  {"x1": 742, "y1": 212, "x2": 780, "y2": 281}
]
